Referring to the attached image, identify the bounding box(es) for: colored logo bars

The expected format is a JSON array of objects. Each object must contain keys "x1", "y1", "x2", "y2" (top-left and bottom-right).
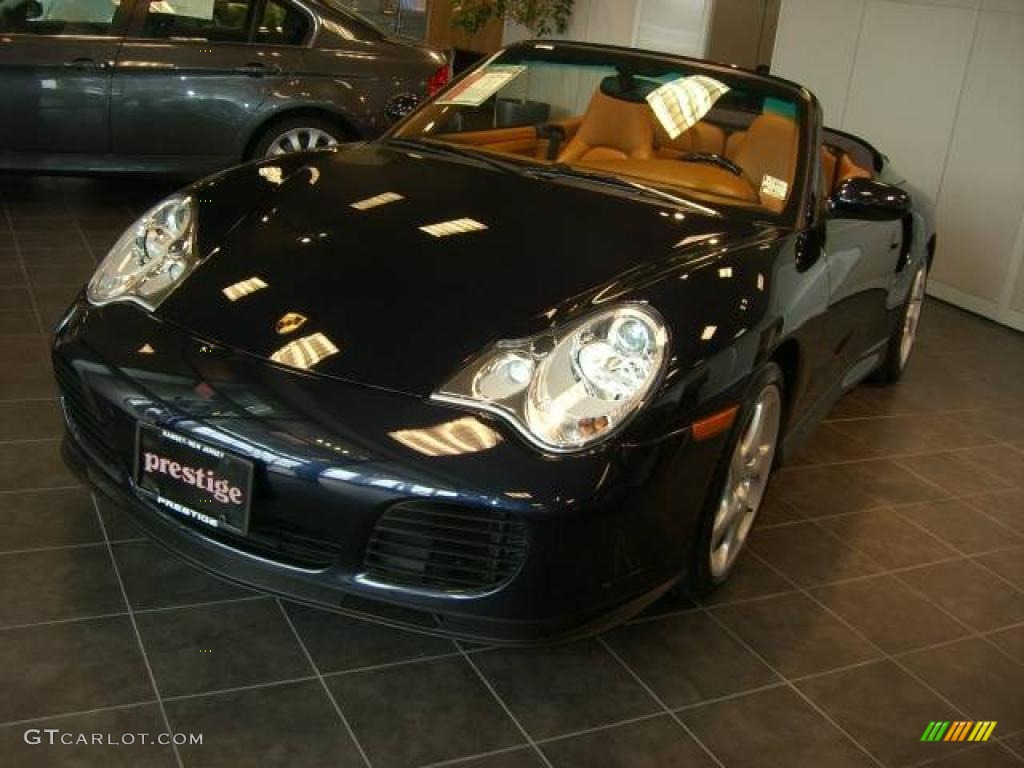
[{"x1": 920, "y1": 721, "x2": 997, "y2": 742}]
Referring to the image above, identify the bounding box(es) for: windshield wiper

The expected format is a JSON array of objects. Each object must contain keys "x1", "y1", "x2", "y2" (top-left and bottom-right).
[
  {"x1": 528, "y1": 164, "x2": 722, "y2": 217},
  {"x1": 384, "y1": 138, "x2": 533, "y2": 177}
]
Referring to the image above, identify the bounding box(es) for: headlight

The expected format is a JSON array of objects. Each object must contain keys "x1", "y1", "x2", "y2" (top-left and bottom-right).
[
  {"x1": 433, "y1": 305, "x2": 669, "y2": 452},
  {"x1": 87, "y1": 194, "x2": 197, "y2": 309}
]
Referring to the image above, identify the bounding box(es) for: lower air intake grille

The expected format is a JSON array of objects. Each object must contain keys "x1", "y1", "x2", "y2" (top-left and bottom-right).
[
  {"x1": 364, "y1": 503, "x2": 528, "y2": 594},
  {"x1": 53, "y1": 355, "x2": 120, "y2": 469}
]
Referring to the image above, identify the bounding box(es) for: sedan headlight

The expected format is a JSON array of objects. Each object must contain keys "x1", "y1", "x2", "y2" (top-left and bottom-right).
[
  {"x1": 433, "y1": 305, "x2": 669, "y2": 452},
  {"x1": 87, "y1": 194, "x2": 197, "y2": 309}
]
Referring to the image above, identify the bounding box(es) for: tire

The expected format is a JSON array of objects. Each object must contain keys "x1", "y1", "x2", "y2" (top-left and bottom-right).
[
  {"x1": 871, "y1": 260, "x2": 928, "y2": 384},
  {"x1": 684, "y1": 363, "x2": 785, "y2": 597},
  {"x1": 250, "y1": 117, "x2": 346, "y2": 159}
]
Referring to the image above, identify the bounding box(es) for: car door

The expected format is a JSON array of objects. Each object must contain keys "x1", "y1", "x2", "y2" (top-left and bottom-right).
[
  {"x1": 821, "y1": 153, "x2": 904, "y2": 380},
  {"x1": 0, "y1": 0, "x2": 132, "y2": 156},
  {"x1": 109, "y1": 0, "x2": 311, "y2": 167}
]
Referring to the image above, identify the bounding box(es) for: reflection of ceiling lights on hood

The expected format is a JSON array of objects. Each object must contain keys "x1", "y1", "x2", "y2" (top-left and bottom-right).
[
  {"x1": 222, "y1": 277, "x2": 268, "y2": 301},
  {"x1": 419, "y1": 218, "x2": 488, "y2": 238},
  {"x1": 389, "y1": 417, "x2": 502, "y2": 457},
  {"x1": 270, "y1": 333, "x2": 339, "y2": 370},
  {"x1": 351, "y1": 192, "x2": 404, "y2": 210},
  {"x1": 646, "y1": 75, "x2": 730, "y2": 140}
]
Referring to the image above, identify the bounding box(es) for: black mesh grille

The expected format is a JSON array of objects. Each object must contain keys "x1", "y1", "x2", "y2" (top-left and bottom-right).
[
  {"x1": 53, "y1": 355, "x2": 121, "y2": 470},
  {"x1": 364, "y1": 503, "x2": 528, "y2": 593}
]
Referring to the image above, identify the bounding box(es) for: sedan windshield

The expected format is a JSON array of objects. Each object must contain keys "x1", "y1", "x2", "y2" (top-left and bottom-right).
[{"x1": 391, "y1": 43, "x2": 809, "y2": 219}]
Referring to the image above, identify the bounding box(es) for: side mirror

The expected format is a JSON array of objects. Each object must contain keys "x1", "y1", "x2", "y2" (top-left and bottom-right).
[
  {"x1": 24, "y1": 0, "x2": 44, "y2": 19},
  {"x1": 828, "y1": 177, "x2": 910, "y2": 221}
]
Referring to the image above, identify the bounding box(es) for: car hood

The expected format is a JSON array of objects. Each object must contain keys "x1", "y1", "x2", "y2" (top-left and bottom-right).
[{"x1": 158, "y1": 143, "x2": 757, "y2": 396}]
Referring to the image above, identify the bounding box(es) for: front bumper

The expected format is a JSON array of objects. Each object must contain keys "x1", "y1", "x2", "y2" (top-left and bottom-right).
[{"x1": 53, "y1": 298, "x2": 728, "y2": 644}]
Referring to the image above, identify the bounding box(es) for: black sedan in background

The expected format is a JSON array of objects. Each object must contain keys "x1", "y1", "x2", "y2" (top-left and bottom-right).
[
  {"x1": 53, "y1": 41, "x2": 936, "y2": 644},
  {"x1": 0, "y1": 0, "x2": 447, "y2": 175}
]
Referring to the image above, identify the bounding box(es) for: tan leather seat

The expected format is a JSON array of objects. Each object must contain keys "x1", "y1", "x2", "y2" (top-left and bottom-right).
[
  {"x1": 653, "y1": 121, "x2": 726, "y2": 159},
  {"x1": 731, "y1": 113, "x2": 799, "y2": 212},
  {"x1": 821, "y1": 145, "x2": 872, "y2": 194},
  {"x1": 725, "y1": 130, "x2": 747, "y2": 161},
  {"x1": 557, "y1": 91, "x2": 654, "y2": 164}
]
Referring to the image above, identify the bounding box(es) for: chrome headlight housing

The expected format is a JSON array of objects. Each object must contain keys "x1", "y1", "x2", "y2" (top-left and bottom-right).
[
  {"x1": 433, "y1": 305, "x2": 669, "y2": 452},
  {"x1": 87, "y1": 194, "x2": 197, "y2": 310}
]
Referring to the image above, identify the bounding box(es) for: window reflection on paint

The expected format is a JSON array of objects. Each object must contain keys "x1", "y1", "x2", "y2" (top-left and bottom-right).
[
  {"x1": 389, "y1": 417, "x2": 502, "y2": 456},
  {"x1": 270, "y1": 333, "x2": 339, "y2": 370}
]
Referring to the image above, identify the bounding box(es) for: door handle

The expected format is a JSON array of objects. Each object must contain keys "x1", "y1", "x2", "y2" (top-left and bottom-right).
[
  {"x1": 234, "y1": 62, "x2": 281, "y2": 77},
  {"x1": 64, "y1": 57, "x2": 104, "y2": 70}
]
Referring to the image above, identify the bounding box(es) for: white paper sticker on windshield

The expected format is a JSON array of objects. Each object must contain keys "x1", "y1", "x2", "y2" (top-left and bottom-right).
[
  {"x1": 761, "y1": 175, "x2": 789, "y2": 200},
  {"x1": 437, "y1": 66, "x2": 527, "y2": 107}
]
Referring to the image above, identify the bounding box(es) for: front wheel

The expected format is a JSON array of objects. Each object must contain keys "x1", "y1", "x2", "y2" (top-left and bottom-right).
[
  {"x1": 686, "y1": 364, "x2": 784, "y2": 596},
  {"x1": 871, "y1": 260, "x2": 928, "y2": 384}
]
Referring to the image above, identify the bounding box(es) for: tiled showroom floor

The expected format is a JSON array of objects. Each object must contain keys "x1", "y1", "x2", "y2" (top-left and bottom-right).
[{"x1": 1, "y1": 175, "x2": 1023, "y2": 768}]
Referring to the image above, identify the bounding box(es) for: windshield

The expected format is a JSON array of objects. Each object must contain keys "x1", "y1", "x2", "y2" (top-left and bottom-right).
[{"x1": 391, "y1": 43, "x2": 809, "y2": 219}]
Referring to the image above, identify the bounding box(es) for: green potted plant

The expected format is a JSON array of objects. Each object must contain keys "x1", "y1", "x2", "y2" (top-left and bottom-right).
[
  {"x1": 451, "y1": 0, "x2": 575, "y2": 127},
  {"x1": 451, "y1": 0, "x2": 575, "y2": 38}
]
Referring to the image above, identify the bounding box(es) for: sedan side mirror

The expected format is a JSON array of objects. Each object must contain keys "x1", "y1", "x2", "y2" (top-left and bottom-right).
[
  {"x1": 828, "y1": 177, "x2": 910, "y2": 221},
  {"x1": 24, "y1": 0, "x2": 44, "y2": 19}
]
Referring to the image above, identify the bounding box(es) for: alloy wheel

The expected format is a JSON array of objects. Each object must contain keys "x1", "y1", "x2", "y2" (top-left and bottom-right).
[
  {"x1": 899, "y1": 263, "x2": 928, "y2": 369},
  {"x1": 709, "y1": 383, "x2": 782, "y2": 581},
  {"x1": 265, "y1": 127, "x2": 338, "y2": 157}
]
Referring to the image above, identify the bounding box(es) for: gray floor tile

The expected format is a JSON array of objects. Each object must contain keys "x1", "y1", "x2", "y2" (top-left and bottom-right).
[
  {"x1": 165, "y1": 680, "x2": 364, "y2": 768},
  {"x1": 818, "y1": 507, "x2": 958, "y2": 569},
  {"x1": 541, "y1": 714, "x2": 718, "y2": 768},
  {"x1": 0, "y1": 616, "x2": 153, "y2": 722},
  {"x1": 797, "y1": 660, "x2": 965, "y2": 767},
  {"x1": 700, "y1": 551, "x2": 796, "y2": 605},
  {"x1": 135, "y1": 599, "x2": 310, "y2": 698},
  {"x1": 987, "y1": 624, "x2": 1024, "y2": 664},
  {"x1": 95, "y1": 493, "x2": 146, "y2": 541},
  {"x1": 1, "y1": 488, "x2": 102, "y2": 551},
  {"x1": 282, "y1": 601, "x2": 455, "y2": 674},
  {"x1": 898, "y1": 559, "x2": 1024, "y2": 633},
  {"x1": 470, "y1": 639, "x2": 660, "y2": 740},
  {"x1": 679, "y1": 686, "x2": 877, "y2": 768},
  {"x1": 899, "y1": 499, "x2": 1024, "y2": 556},
  {"x1": 902, "y1": 637, "x2": 1024, "y2": 733},
  {"x1": 974, "y1": 547, "x2": 1024, "y2": 590},
  {"x1": 711, "y1": 592, "x2": 881, "y2": 678},
  {"x1": 772, "y1": 459, "x2": 946, "y2": 518},
  {"x1": 112, "y1": 540, "x2": 252, "y2": 611},
  {"x1": 451, "y1": 748, "x2": 546, "y2": 767},
  {"x1": 0, "y1": 440, "x2": 79, "y2": 490},
  {"x1": 921, "y1": 743, "x2": 1024, "y2": 767},
  {"x1": 811, "y1": 574, "x2": 969, "y2": 654},
  {"x1": 327, "y1": 655, "x2": 523, "y2": 768},
  {"x1": 0, "y1": 399, "x2": 61, "y2": 441},
  {"x1": 963, "y1": 489, "x2": 1024, "y2": 535},
  {"x1": 604, "y1": 611, "x2": 779, "y2": 708},
  {"x1": 0, "y1": 545, "x2": 123, "y2": 625},
  {"x1": 749, "y1": 521, "x2": 883, "y2": 586},
  {"x1": 897, "y1": 452, "x2": 1012, "y2": 496}
]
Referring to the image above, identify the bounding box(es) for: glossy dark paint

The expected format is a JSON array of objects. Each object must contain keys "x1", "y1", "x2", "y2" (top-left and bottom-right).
[
  {"x1": 51, "y1": 44, "x2": 937, "y2": 643},
  {"x1": 0, "y1": 0, "x2": 443, "y2": 175}
]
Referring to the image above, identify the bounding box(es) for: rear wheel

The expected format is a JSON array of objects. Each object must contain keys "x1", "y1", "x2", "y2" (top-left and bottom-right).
[
  {"x1": 251, "y1": 117, "x2": 345, "y2": 159},
  {"x1": 872, "y1": 260, "x2": 928, "y2": 384},
  {"x1": 686, "y1": 364, "x2": 784, "y2": 596}
]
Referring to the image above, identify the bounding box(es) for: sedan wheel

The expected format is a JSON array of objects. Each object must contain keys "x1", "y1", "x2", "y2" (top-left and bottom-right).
[
  {"x1": 264, "y1": 127, "x2": 339, "y2": 157},
  {"x1": 708, "y1": 382, "x2": 782, "y2": 581},
  {"x1": 899, "y1": 263, "x2": 928, "y2": 369}
]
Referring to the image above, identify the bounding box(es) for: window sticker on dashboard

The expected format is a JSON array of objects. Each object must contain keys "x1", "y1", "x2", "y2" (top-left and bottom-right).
[
  {"x1": 761, "y1": 175, "x2": 789, "y2": 200},
  {"x1": 437, "y1": 65, "x2": 527, "y2": 107}
]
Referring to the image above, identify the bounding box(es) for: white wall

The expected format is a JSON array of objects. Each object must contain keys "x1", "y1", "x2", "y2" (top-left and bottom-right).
[
  {"x1": 772, "y1": 0, "x2": 1024, "y2": 332},
  {"x1": 504, "y1": 0, "x2": 713, "y2": 57}
]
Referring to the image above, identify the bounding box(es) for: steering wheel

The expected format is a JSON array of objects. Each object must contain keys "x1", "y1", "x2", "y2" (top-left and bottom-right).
[{"x1": 679, "y1": 152, "x2": 744, "y2": 177}]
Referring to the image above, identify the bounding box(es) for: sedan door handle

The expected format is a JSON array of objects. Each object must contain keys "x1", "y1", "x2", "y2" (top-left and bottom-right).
[
  {"x1": 234, "y1": 62, "x2": 281, "y2": 77},
  {"x1": 64, "y1": 57, "x2": 103, "y2": 70}
]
